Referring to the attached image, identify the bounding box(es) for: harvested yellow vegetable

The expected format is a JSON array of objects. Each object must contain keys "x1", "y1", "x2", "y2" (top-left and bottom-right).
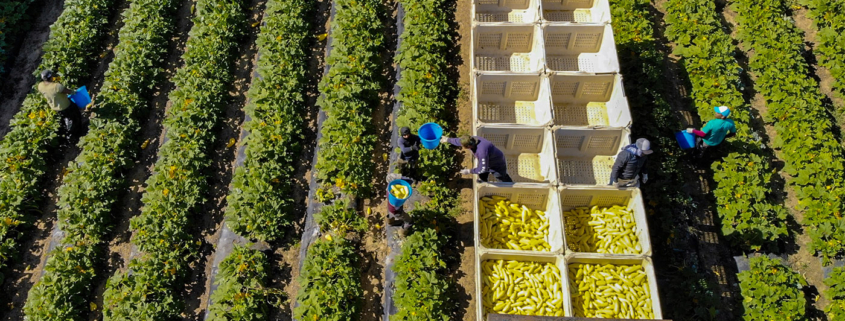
[
  {"x1": 481, "y1": 260, "x2": 565, "y2": 317},
  {"x1": 479, "y1": 196, "x2": 551, "y2": 251},
  {"x1": 390, "y1": 184, "x2": 409, "y2": 199},
  {"x1": 568, "y1": 263, "x2": 654, "y2": 319},
  {"x1": 564, "y1": 205, "x2": 642, "y2": 254}
]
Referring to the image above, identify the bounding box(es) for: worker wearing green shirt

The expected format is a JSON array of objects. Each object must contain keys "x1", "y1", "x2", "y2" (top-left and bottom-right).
[{"x1": 685, "y1": 106, "x2": 736, "y2": 157}]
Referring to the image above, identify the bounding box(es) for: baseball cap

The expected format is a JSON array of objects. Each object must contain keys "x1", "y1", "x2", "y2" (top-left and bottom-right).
[
  {"x1": 636, "y1": 138, "x2": 653, "y2": 155},
  {"x1": 714, "y1": 106, "x2": 731, "y2": 118}
]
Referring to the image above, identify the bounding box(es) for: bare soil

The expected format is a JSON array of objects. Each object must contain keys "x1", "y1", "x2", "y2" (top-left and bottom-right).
[
  {"x1": 791, "y1": 8, "x2": 845, "y2": 120},
  {"x1": 0, "y1": 0, "x2": 64, "y2": 139}
]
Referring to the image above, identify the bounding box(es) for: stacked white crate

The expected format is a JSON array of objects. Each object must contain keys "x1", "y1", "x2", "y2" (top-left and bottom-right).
[{"x1": 470, "y1": 1, "x2": 662, "y2": 319}]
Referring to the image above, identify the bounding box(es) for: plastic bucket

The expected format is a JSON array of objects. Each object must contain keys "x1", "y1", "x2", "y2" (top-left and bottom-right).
[
  {"x1": 69, "y1": 86, "x2": 91, "y2": 109},
  {"x1": 387, "y1": 179, "x2": 413, "y2": 207},
  {"x1": 418, "y1": 122, "x2": 443, "y2": 149},
  {"x1": 675, "y1": 131, "x2": 695, "y2": 150}
]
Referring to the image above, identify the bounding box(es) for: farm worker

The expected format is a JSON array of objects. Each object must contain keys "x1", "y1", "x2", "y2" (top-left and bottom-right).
[
  {"x1": 440, "y1": 135, "x2": 513, "y2": 183},
  {"x1": 397, "y1": 127, "x2": 421, "y2": 178},
  {"x1": 609, "y1": 138, "x2": 653, "y2": 187},
  {"x1": 685, "y1": 106, "x2": 737, "y2": 158},
  {"x1": 386, "y1": 173, "x2": 413, "y2": 236},
  {"x1": 37, "y1": 69, "x2": 82, "y2": 142}
]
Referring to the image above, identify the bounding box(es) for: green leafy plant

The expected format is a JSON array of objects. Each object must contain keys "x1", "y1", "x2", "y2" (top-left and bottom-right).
[
  {"x1": 224, "y1": 0, "x2": 313, "y2": 242},
  {"x1": 0, "y1": 0, "x2": 112, "y2": 276},
  {"x1": 824, "y1": 266, "x2": 845, "y2": 321},
  {"x1": 802, "y1": 0, "x2": 845, "y2": 120},
  {"x1": 737, "y1": 256, "x2": 807, "y2": 320},
  {"x1": 293, "y1": 238, "x2": 362, "y2": 321},
  {"x1": 391, "y1": 228, "x2": 451, "y2": 321},
  {"x1": 316, "y1": 199, "x2": 367, "y2": 235},
  {"x1": 733, "y1": 0, "x2": 845, "y2": 263},
  {"x1": 23, "y1": 0, "x2": 179, "y2": 318},
  {"x1": 313, "y1": 0, "x2": 385, "y2": 197},
  {"x1": 100, "y1": 0, "x2": 246, "y2": 318},
  {"x1": 315, "y1": 183, "x2": 336, "y2": 203},
  {"x1": 207, "y1": 245, "x2": 275, "y2": 321}
]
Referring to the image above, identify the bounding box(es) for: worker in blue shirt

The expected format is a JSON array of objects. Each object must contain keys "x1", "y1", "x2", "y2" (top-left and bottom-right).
[
  {"x1": 686, "y1": 106, "x2": 737, "y2": 158},
  {"x1": 440, "y1": 135, "x2": 513, "y2": 182}
]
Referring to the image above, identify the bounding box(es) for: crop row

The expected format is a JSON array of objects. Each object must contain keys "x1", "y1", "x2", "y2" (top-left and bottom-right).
[
  {"x1": 0, "y1": 0, "x2": 34, "y2": 72},
  {"x1": 663, "y1": 0, "x2": 789, "y2": 249},
  {"x1": 804, "y1": 0, "x2": 845, "y2": 110},
  {"x1": 99, "y1": 0, "x2": 246, "y2": 318},
  {"x1": 0, "y1": 0, "x2": 111, "y2": 275},
  {"x1": 732, "y1": 0, "x2": 845, "y2": 263},
  {"x1": 224, "y1": 0, "x2": 312, "y2": 242},
  {"x1": 609, "y1": 0, "x2": 722, "y2": 319},
  {"x1": 824, "y1": 267, "x2": 845, "y2": 320},
  {"x1": 390, "y1": 0, "x2": 457, "y2": 319},
  {"x1": 22, "y1": 0, "x2": 179, "y2": 318},
  {"x1": 738, "y1": 256, "x2": 807, "y2": 320},
  {"x1": 294, "y1": 237, "x2": 362, "y2": 320},
  {"x1": 206, "y1": 244, "x2": 272, "y2": 320},
  {"x1": 312, "y1": 0, "x2": 384, "y2": 197}
]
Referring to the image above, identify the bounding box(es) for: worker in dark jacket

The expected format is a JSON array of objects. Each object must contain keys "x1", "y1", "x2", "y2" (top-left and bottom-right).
[
  {"x1": 398, "y1": 127, "x2": 421, "y2": 162},
  {"x1": 441, "y1": 135, "x2": 513, "y2": 182},
  {"x1": 609, "y1": 138, "x2": 653, "y2": 187}
]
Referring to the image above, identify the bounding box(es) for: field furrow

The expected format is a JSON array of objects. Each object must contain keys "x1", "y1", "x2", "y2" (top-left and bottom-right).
[{"x1": 98, "y1": 0, "x2": 247, "y2": 317}]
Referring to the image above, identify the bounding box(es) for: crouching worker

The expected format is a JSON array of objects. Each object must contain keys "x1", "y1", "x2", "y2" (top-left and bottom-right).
[
  {"x1": 37, "y1": 69, "x2": 82, "y2": 143},
  {"x1": 397, "y1": 127, "x2": 420, "y2": 177},
  {"x1": 386, "y1": 173, "x2": 413, "y2": 237},
  {"x1": 686, "y1": 106, "x2": 737, "y2": 158},
  {"x1": 440, "y1": 135, "x2": 513, "y2": 183},
  {"x1": 609, "y1": 138, "x2": 653, "y2": 187}
]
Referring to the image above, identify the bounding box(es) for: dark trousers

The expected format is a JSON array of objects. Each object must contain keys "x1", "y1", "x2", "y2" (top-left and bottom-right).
[
  {"x1": 694, "y1": 137, "x2": 711, "y2": 158},
  {"x1": 399, "y1": 153, "x2": 418, "y2": 178},
  {"x1": 479, "y1": 167, "x2": 513, "y2": 183},
  {"x1": 59, "y1": 105, "x2": 82, "y2": 141}
]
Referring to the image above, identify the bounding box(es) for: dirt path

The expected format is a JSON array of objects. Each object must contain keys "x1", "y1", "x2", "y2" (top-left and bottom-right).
[
  {"x1": 172, "y1": 0, "x2": 267, "y2": 318},
  {"x1": 790, "y1": 7, "x2": 845, "y2": 124},
  {"x1": 0, "y1": 0, "x2": 64, "y2": 138},
  {"x1": 0, "y1": 0, "x2": 131, "y2": 317}
]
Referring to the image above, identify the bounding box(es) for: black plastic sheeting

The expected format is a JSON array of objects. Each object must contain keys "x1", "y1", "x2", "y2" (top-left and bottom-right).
[{"x1": 381, "y1": 3, "x2": 407, "y2": 321}]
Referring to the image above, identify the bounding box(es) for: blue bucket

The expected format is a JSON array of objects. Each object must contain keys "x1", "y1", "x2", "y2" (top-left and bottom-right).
[
  {"x1": 418, "y1": 122, "x2": 443, "y2": 150},
  {"x1": 387, "y1": 179, "x2": 413, "y2": 207},
  {"x1": 69, "y1": 86, "x2": 91, "y2": 109},
  {"x1": 675, "y1": 131, "x2": 696, "y2": 150}
]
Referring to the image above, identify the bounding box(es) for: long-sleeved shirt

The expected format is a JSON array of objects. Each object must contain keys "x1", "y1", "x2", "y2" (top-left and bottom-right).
[
  {"x1": 695, "y1": 118, "x2": 736, "y2": 146},
  {"x1": 398, "y1": 134, "x2": 421, "y2": 159},
  {"x1": 609, "y1": 145, "x2": 648, "y2": 184},
  {"x1": 448, "y1": 136, "x2": 507, "y2": 174}
]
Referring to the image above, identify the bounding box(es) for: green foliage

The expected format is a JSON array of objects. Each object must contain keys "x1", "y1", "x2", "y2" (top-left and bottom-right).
[
  {"x1": 314, "y1": 0, "x2": 384, "y2": 197},
  {"x1": 737, "y1": 256, "x2": 807, "y2": 321},
  {"x1": 663, "y1": 0, "x2": 789, "y2": 249},
  {"x1": 733, "y1": 0, "x2": 845, "y2": 263},
  {"x1": 391, "y1": 228, "x2": 451, "y2": 321},
  {"x1": 23, "y1": 0, "x2": 179, "y2": 317},
  {"x1": 712, "y1": 153, "x2": 789, "y2": 248},
  {"x1": 225, "y1": 0, "x2": 313, "y2": 242},
  {"x1": 803, "y1": 0, "x2": 845, "y2": 112},
  {"x1": 0, "y1": 0, "x2": 112, "y2": 275},
  {"x1": 824, "y1": 267, "x2": 845, "y2": 321},
  {"x1": 0, "y1": 0, "x2": 34, "y2": 72},
  {"x1": 101, "y1": 0, "x2": 247, "y2": 318},
  {"x1": 294, "y1": 238, "x2": 362, "y2": 321},
  {"x1": 207, "y1": 245, "x2": 273, "y2": 321},
  {"x1": 316, "y1": 199, "x2": 367, "y2": 235}
]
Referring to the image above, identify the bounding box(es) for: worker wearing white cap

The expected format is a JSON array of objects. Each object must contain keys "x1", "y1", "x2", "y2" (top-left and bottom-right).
[
  {"x1": 609, "y1": 138, "x2": 653, "y2": 187},
  {"x1": 686, "y1": 106, "x2": 737, "y2": 157}
]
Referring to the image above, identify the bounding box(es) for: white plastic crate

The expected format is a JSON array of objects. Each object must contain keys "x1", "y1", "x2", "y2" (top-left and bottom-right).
[
  {"x1": 562, "y1": 255, "x2": 663, "y2": 319},
  {"x1": 476, "y1": 126, "x2": 557, "y2": 184},
  {"x1": 543, "y1": 24, "x2": 619, "y2": 73},
  {"x1": 476, "y1": 251, "x2": 567, "y2": 320},
  {"x1": 540, "y1": 0, "x2": 611, "y2": 24},
  {"x1": 473, "y1": 0, "x2": 540, "y2": 24},
  {"x1": 473, "y1": 24, "x2": 546, "y2": 73},
  {"x1": 473, "y1": 73, "x2": 553, "y2": 127},
  {"x1": 558, "y1": 186, "x2": 652, "y2": 256},
  {"x1": 474, "y1": 185, "x2": 564, "y2": 254},
  {"x1": 549, "y1": 73, "x2": 631, "y2": 128},
  {"x1": 554, "y1": 127, "x2": 630, "y2": 185}
]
